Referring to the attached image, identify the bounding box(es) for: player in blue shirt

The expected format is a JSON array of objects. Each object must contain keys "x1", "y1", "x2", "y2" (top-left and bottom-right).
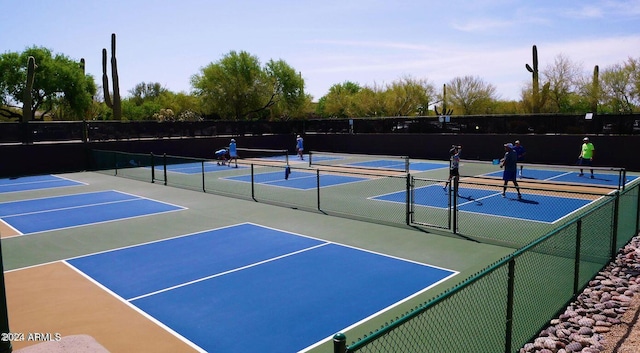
[
  {"x1": 513, "y1": 140, "x2": 526, "y2": 177},
  {"x1": 500, "y1": 143, "x2": 522, "y2": 199},
  {"x1": 296, "y1": 135, "x2": 304, "y2": 160},
  {"x1": 228, "y1": 139, "x2": 238, "y2": 168},
  {"x1": 214, "y1": 148, "x2": 228, "y2": 166},
  {"x1": 443, "y1": 145, "x2": 462, "y2": 190}
]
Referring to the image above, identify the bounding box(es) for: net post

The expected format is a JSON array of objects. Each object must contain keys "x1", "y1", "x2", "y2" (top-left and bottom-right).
[
  {"x1": 201, "y1": 160, "x2": 206, "y2": 192},
  {"x1": 163, "y1": 153, "x2": 168, "y2": 186},
  {"x1": 308, "y1": 151, "x2": 313, "y2": 167},
  {"x1": 113, "y1": 151, "x2": 118, "y2": 176},
  {"x1": 251, "y1": 164, "x2": 256, "y2": 201},
  {"x1": 316, "y1": 169, "x2": 321, "y2": 210},
  {"x1": 404, "y1": 156, "x2": 410, "y2": 173},
  {"x1": 333, "y1": 333, "x2": 346, "y2": 353},
  {"x1": 150, "y1": 152, "x2": 155, "y2": 183}
]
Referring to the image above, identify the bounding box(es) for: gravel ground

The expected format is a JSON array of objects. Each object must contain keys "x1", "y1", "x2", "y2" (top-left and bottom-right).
[
  {"x1": 600, "y1": 294, "x2": 640, "y2": 353},
  {"x1": 522, "y1": 233, "x2": 640, "y2": 353}
]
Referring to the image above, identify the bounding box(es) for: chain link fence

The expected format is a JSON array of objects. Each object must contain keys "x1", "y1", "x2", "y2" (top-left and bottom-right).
[{"x1": 90, "y1": 149, "x2": 639, "y2": 353}]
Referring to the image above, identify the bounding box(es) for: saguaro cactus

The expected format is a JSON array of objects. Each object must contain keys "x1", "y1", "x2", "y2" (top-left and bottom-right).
[
  {"x1": 525, "y1": 45, "x2": 549, "y2": 113},
  {"x1": 102, "y1": 33, "x2": 122, "y2": 120},
  {"x1": 22, "y1": 56, "x2": 36, "y2": 122},
  {"x1": 591, "y1": 65, "x2": 599, "y2": 113},
  {"x1": 435, "y1": 84, "x2": 453, "y2": 116}
]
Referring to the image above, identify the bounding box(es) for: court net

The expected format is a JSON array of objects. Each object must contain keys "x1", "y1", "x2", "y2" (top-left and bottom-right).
[
  {"x1": 458, "y1": 159, "x2": 627, "y2": 190},
  {"x1": 308, "y1": 151, "x2": 410, "y2": 173},
  {"x1": 234, "y1": 148, "x2": 290, "y2": 165}
]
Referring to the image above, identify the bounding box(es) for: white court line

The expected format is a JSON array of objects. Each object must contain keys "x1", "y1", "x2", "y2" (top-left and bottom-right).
[{"x1": 127, "y1": 242, "x2": 331, "y2": 302}]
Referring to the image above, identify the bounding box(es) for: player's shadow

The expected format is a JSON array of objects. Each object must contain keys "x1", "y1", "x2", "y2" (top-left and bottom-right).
[
  {"x1": 581, "y1": 176, "x2": 612, "y2": 182},
  {"x1": 457, "y1": 194, "x2": 483, "y2": 206},
  {"x1": 512, "y1": 197, "x2": 539, "y2": 204}
]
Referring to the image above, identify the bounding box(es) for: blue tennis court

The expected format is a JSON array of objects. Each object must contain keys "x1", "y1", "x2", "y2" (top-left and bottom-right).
[
  {"x1": 0, "y1": 175, "x2": 85, "y2": 193},
  {"x1": 373, "y1": 184, "x2": 596, "y2": 223},
  {"x1": 222, "y1": 170, "x2": 369, "y2": 190},
  {"x1": 484, "y1": 168, "x2": 637, "y2": 187},
  {"x1": 66, "y1": 223, "x2": 457, "y2": 353},
  {"x1": 0, "y1": 190, "x2": 185, "y2": 235}
]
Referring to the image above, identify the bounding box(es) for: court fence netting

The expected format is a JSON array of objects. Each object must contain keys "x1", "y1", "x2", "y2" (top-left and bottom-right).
[{"x1": 91, "y1": 149, "x2": 640, "y2": 353}]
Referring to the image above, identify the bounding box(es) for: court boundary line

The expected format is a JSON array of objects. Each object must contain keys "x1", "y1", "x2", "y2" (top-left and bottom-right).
[
  {"x1": 369, "y1": 184, "x2": 605, "y2": 224},
  {"x1": 301, "y1": 267, "x2": 458, "y2": 352},
  {"x1": 0, "y1": 174, "x2": 87, "y2": 194},
  {"x1": 0, "y1": 219, "x2": 22, "y2": 236},
  {"x1": 10, "y1": 222, "x2": 460, "y2": 352},
  {"x1": 0, "y1": 190, "x2": 187, "y2": 238},
  {"x1": 127, "y1": 242, "x2": 332, "y2": 302},
  {"x1": 61, "y1": 261, "x2": 207, "y2": 353}
]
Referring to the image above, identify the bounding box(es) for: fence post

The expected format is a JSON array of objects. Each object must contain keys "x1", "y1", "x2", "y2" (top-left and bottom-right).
[
  {"x1": 0, "y1": 236, "x2": 13, "y2": 353},
  {"x1": 573, "y1": 219, "x2": 582, "y2": 295},
  {"x1": 406, "y1": 174, "x2": 412, "y2": 225},
  {"x1": 504, "y1": 259, "x2": 516, "y2": 353},
  {"x1": 636, "y1": 186, "x2": 640, "y2": 234},
  {"x1": 333, "y1": 333, "x2": 346, "y2": 353},
  {"x1": 610, "y1": 191, "x2": 620, "y2": 260},
  {"x1": 452, "y1": 177, "x2": 459, "y2": 234}
]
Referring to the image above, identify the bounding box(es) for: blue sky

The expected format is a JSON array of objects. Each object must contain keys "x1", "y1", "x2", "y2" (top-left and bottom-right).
[{"x1": 2, "y1": 0, "x2": 639, "y2": 101}]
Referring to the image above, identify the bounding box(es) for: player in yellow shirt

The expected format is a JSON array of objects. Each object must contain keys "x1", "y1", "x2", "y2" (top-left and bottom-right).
[{"x1": 578, "y1": 137, "x2": 595, "y2": 178}]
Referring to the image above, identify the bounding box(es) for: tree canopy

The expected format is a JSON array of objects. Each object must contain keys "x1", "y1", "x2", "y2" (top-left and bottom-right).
[
  {"x1": 190, "y1": 50, "x2": 308, "y2": 120},
  {"x1": 0, "y1": 46, "x2": 96, "y2": 121},
  {"x1": 2, "y1": 44, "x2": 638, "y2": 122}
]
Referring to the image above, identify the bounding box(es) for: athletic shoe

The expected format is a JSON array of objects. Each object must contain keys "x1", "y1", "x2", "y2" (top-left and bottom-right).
[
  {"x1": 501, "y1": 192, "x2": 505, "y2": 198},
  {"x1": 590, "y1": 175, "x2": 594, "y2": 179}
]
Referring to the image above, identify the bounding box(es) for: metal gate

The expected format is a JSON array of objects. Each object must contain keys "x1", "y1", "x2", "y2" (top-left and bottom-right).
[{"x1": 409, "y1": 176, "x2": 454, "y2": 230}]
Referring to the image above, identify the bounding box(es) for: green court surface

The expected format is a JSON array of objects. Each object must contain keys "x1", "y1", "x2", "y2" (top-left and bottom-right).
[{"x1": 1, "y1": 171, "x2": 514, "y2": 352}]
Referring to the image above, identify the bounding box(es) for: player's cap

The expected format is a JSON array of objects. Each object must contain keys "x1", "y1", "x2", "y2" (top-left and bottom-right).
[
  {"x1": 515, "y1": 140, "x2": 520, "y2": 144},
  {"x1": 297, "y1": 135, "x2": 301, "y2": 138},
  {"x1": 583, "y1": 137, "x2": 589, "y2": 141},
  {"x1": 504, "y1": 143, "x2": 514, "y2": 149},
  {"x1": 231, "y1": 139, "x2": 235, "y2": 142}
]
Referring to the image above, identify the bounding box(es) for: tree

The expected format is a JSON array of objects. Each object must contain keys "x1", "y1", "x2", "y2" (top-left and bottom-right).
[
  {"x1": 542, "y1": 54, "x2": 583, "y2": 113},
  {"x1": 320, "y1": 81, "x2": 362, "y2": 118},
  {"x1": 0, "y1": 46, "x2": 96, "y2": 121},
  {"x1": 383, "y1": 76, "x2": 435, "y2": 116},
  {"x1": 129, "y1": 82, "x2": 167, "y2": 106},
  {"x1": 600, "y1": 62, "x2": 637, "y2": 114},
  {"x1": 263, "y1": 61, "x2": 307, "y2": 119},
  {"x1": 190, "y1": 51, "x2": 307, "y2": 120},
  {"x1": 353, "y1": 83, "x2": 387, "y2": 117},
  {"x1": 446, "y1": 76, "x2": 498, "y2": 115}
]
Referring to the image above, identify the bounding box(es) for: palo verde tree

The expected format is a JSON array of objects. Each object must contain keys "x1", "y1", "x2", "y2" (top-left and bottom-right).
[
  {"x1": 446, "y1": 75, "x2": 498, "y2": 115},
  {"x1": 0, "y1": 46, "x2": 96, "y2": 121},
  {"x1": 191, "y1": 50, "x2": 307, "y2": 120}
]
